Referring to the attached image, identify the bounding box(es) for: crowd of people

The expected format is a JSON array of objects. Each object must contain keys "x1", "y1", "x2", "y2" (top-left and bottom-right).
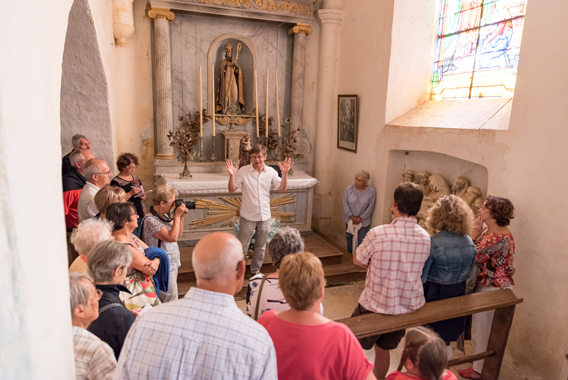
[{"x1": 63, "y1": 134, "x2": 515, "y2": 380}]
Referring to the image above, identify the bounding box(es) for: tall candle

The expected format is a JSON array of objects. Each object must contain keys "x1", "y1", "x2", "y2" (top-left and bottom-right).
[
  {"x1": 275, "y1": 70, "x2": 280, "y2": 137},
  {"x1": 199, "y1": 66, "x2": 203, "y2": 138},
  {"x1": 265, "y1": 69, "x2": 269, "y2": 138},
  {"x1": 211, "y1": 64, "x2": 215, "y2": 137},
  {"x1": 255, "y1": 69, "x2": 259, "y2": 137}
]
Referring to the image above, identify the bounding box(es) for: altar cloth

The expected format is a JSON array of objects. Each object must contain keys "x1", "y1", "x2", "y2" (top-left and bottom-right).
[{"x1": 156, "y1": 170, "x2": 318, "y2": 195}]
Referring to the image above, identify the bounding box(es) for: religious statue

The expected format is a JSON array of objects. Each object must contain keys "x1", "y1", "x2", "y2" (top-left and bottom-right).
[
  {"x1": 452, "y1": 176, "x2": 469, "y2": 199},
  {"x1": 416, "y1": 171, "x2": 432, "y2": 197},
  {"x1": 402, "y1": 169, "x2": 415, "y2": 183},
  {"x1": 217, "y1": 43, "x2": 244, "y2": 115},
  {"x1": 238, "y1": 133, "x2": 252, "y2": 168},
  {"x1": 463, "y1": 185, "x2": 484, "y2": 217}
]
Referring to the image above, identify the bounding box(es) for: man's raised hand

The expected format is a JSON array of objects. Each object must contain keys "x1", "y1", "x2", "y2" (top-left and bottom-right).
[
  {"x1": 278, "y1": 157, "x2": 294, "y2": 174},
  {"x1": 225, "y1": 159, "x2": 238, "y2": 176}
]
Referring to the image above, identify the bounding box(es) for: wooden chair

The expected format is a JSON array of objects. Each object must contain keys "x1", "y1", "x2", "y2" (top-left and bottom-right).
[{"x1": 337, "y1": 289, "x2": 523, "y2": 380}]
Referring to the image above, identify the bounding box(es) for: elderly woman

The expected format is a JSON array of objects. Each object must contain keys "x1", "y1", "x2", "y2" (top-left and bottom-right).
[
  {"x1": 141, "y1": 185, "x2": 188, "y2": 302},
  {"x1": 258, "y1": 252, "x2": 375, "y2": 380},
  {"x1": 69, "y1": 218, "x2": 113, "y2": 273},
  {"x1": 69, "y1": 272, "x2": 117, "y2": 380},
  {"x1": 87, "y1": 240, "x2": 136, "y2": 359},
  {"x1": 111, "y1": 153, "x2": 147, "y2": 235},
  {"x1": 94, "y1": 184, "x2": 126, "y2": 219},
  {"x1": 107, "y1": 202, "x2": 161, "y2": 310},
  {"x1": 342, "y1": 170, "x2": 376, "y2": 254},
  {"x1": 458, "y1": 196, "x2": 515, "y2": 380},
  {"x1": 421, "y1": 195, "x2": 476, "y2": 360},
  {"x1": 246, "y1": 227, "x2": 304, "y2": 320}
]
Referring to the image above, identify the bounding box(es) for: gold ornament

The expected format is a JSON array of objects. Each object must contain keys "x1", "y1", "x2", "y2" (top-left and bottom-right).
[{"x1": 195, "y1": 0, "x2": 311, "y2": 16}]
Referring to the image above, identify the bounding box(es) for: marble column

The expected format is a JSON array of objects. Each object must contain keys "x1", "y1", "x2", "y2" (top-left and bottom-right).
[
  {"x1": 313, "y1": 6, "x2": 344, "y2": 232},
  {"x1": 288, "y1": 24, "x2": 312, "y2": 146},
  {"x1": 147, "y1": 7, "x2": 176, "y2": 160}
]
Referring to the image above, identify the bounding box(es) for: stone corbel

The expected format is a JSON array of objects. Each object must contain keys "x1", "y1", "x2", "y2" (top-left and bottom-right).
[
  {"x1": 288, "y1": 24, "x2": 313, "y2": 36},
  {"x1": 112, "y1": 0, "x2": 135, "y2": 47},
  {"x1": 146, "y1": 7, "x2": 175, "y2": 21}
]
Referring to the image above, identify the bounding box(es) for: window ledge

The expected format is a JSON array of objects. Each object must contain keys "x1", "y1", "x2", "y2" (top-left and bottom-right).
[{"x1": 387, "y1": 98, "x2": 512, "y2": 131}]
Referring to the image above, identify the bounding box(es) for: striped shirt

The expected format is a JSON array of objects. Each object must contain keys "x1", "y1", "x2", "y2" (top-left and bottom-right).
[
  {"x1": 72, "y1": 326, "x2": 116, "y2": 380},
  {"x1": 356, "y1": 217, "x2": 431, "y2": 315},
  {"x1": 114, "y1": 287, "x2": 277, "y2": 380}
]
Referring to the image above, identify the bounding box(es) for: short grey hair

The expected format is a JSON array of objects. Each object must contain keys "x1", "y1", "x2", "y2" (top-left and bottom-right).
[
  {"x1": 69, "y1": 149, "x2": 86, "y2": 168},
  {"x1": 268, "y1": 227, "x2": 305, "y2": 269},
  {"x1": 83, "y1": 159, "x2": 106, "y2": 181},
  {"x1": 355, "y1": 170, "x2": 370, "y2": 185},
  {"x1": 69, "y1": 272, "x2": 93, "y2": 316},
  {"x1": 72, "y1": 134, "x2": 88, "y2": 148},
  {"x1": 87, "y1": 240, "x2": 133, "y2": 283},
  {"x1": 70, "y1": 219, "x2": 113, "y2": 256}
]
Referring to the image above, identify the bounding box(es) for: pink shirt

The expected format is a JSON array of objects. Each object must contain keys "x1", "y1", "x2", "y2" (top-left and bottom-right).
[
  {"x1": 258, "y1": 310, "x2": 373, "y2": 380},
  {"x1": 386, "y1": 369, "x2": 458, "y2": 380},
  {"x1": 356, "y1": 217, "x2": 431, "y2": 315}
]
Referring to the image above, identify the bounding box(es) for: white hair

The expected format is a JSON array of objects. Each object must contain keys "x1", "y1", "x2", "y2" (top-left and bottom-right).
[
  {"x1": 70, "y1": 218, "x2": 113, "y2": 256},
  {"x1": 192, "y1": 237, "x2": 242, "y2": 281},
  {"x1": 69, "y1": 149, "x2": 86, "y2": 168},
  {"x1": 87, "y1": 240, "x2": 133, "y2": 283},
  {"x1": 355, "y1": 170, "x2": 371, "y2": 185},
  {"x1": 69, "y1": 272, "x2": 93, "y2": 316},
  {"x1": 72, "y1": 134, "x2": 88, "y2": 148}
]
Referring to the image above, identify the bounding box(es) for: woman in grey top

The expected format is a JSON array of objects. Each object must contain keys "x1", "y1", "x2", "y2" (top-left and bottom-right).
[
  {"x1": 142, "y1": 185, "x2": 188, "y2": 302},
  {"x1": 342, "y1": 170, "x2": 376, "y2": 254}
]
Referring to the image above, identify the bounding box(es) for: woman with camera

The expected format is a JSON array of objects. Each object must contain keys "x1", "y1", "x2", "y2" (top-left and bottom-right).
[{"x1": 141, "y1": 185, "x2": 189, "y2": 302}]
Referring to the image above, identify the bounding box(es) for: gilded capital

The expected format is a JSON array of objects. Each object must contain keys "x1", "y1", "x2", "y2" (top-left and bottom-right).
[
  {"x1": 288, "y1": 24, "x2": 313, "y2": 36},
  {"x1": 147, "y1": 7, "x2": 175, "y2": 21}
]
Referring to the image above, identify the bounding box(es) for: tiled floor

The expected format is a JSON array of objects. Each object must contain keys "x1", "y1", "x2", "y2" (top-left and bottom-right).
[{"x1": 236, "y1": 282, "x2": 529, "y2": 379}]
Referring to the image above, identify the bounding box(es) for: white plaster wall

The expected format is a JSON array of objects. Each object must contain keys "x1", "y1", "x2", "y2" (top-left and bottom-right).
[
  {"x1": 0, "y1": 0, "x2": 75, "y2": 378},
  {"x1": 325, "y1": 0, "x2": 568, "y2": 378}
]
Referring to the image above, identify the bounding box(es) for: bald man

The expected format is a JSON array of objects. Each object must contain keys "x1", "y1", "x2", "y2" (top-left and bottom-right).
[
  {"x1": 115, "y1": 233, "x2": 277, "y2": 380},
  {"x1": 77, "y1": 159, "x2": 112, "y2": 222}
]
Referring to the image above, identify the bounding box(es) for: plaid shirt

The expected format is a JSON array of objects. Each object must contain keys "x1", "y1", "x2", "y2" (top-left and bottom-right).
[
  {"x1": 114, "y1": 287, "x2": 277, "y2": 380},
  {"x1": 356, "y1": 217, "x2": 431, "y2": 315},
  {"x1": 72, "y1": 326, "x2": 117, "y2": 380}
]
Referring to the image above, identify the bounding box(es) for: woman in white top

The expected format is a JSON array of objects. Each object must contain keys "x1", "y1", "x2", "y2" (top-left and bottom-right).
[{"x1": 246, "y1": 227, "x2": 304, "y2": 320}]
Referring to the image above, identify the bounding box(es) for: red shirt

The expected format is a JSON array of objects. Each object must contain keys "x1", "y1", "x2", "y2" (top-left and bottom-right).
[
  {"x1": 386, "y1": 369, "x2": 458, "y2": 380},
  {"x1": 475, "y1": 232, "x2": 515, "y2": 288},
  {"x1": 355, "y1": 217, "x2": 431, "y2": 315},
  {"x1": 258, "y1": 310, "x2": 373, "y2": 380}
]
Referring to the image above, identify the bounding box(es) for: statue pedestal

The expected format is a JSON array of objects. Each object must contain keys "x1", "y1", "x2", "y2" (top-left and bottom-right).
[{"x1": 222, "y1": 131, "x2": 247, "y2": 161}]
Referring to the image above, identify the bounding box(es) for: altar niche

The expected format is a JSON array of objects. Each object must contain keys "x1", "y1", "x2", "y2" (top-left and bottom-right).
[{"x1": 170, "y1": 13, "x2": 294, "y2": 162}]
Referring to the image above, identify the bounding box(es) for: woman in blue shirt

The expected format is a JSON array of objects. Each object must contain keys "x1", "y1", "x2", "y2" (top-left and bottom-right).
[
  {"x1": 421, "y1": 195, "x2": 476, "y2": 360},
  {"x1": 342, "y1": 170, "x2": 376, "y2": 254}
]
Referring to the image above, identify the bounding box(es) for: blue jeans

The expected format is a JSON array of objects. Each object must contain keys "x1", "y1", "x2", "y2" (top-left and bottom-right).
[{"x1": 345, "y1": 223, "x2": 370, "y2": 254}]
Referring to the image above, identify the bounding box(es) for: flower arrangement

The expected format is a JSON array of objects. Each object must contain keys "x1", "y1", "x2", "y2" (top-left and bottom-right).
[{"x1": 168, "y1": 110, "x2": 211, "y2": 178}]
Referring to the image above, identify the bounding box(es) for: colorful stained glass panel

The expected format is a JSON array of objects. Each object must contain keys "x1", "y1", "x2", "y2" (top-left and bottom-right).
[{"x1": 431, "y1": 0, "x2": 527, "y2": 100}]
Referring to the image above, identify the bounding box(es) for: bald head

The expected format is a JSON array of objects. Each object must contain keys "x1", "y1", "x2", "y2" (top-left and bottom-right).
[
  {"x1": 192, "y1": 233, "x2": 243, "y2": 290},
  {"x1": 83, "y1": 158, "x2": 112, "y2": 187}
]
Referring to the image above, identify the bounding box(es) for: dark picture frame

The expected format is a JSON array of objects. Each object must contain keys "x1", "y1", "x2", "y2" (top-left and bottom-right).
[{"x1": 337, "y1": 94, "x2": 358, "y2": 152}]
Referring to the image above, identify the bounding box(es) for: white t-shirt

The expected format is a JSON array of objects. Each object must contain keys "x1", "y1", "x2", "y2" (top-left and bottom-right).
[
  {"x1": 246, "y1": 274, "x2": 290, "y2": 320},
  {"x1": 235, "y1": 164, "x2": 281, "y2": 221}
]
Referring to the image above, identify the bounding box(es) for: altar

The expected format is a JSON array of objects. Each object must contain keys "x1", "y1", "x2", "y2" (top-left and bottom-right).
[{"x1": 156, "y1": 171, "x2": 318, "y2": 242}]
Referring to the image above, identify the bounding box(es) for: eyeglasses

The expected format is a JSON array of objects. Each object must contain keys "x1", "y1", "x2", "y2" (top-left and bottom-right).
[
  {"x1": 250, "y1": 155, "x2": 265, "y2": 160},
  {"x1": 130, "y1": 212, "x2": 138, "y2": 217},
  {"x1": 126, "y1": 165, "x2": 137, "y2": 170},
  {"x1": 95, "y1": 170, "x2": 112, "y2": 177},
  {"x1": 89, "y1": 288, "x2": 103, "y2": 302}
]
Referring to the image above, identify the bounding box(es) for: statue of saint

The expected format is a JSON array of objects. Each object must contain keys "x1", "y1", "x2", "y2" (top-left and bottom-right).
[
  {"x1": 463, "y1": 185, "x2": 484, "y2": 217},
  {"x1": 452, "y1": 176, "x2": 469, "y2": 199},
  {"x1": 238, "y1": 133, "x2": 252, "y2": 168},
  {"x1": 401, "y1": 169, "x2": 415, "y2": 183},
  {"x1": 217, "y1": 43, "x2": 244, "y2": 115},
  {"x1": 416, "y1": 171, "x2": 432, "y2": 196}
]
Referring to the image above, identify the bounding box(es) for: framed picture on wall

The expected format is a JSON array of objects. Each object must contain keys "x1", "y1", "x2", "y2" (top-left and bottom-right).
[{"x1": 337, "y1": 94, "x2": 358, "y2": 152}]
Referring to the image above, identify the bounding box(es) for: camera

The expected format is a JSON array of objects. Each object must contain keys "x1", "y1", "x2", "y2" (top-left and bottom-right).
[{"x1": 174, "y1": 199, "x2": 196, "y2": 213}]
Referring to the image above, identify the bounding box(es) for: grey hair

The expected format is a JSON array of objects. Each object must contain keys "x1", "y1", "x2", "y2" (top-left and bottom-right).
[
  {"x1": 192, "y1": 236, "x2": 242, "y2": 281},
  {"x1": 69, "y1": 272, "x2": 93, "y2": 317},
  {"x1": 69, "y1": 149, "x2": 86, "y2": 168},
  {"x1": 87, "y1": 240, "x2": 133, "y2": 283},
  {"x1": 70, "y1": 219, "x2": 113, "y2": 256},
  {"x1": 268, "y1": 227, "x2": 305, "y2": 269},
  {"x1": 72, "y1": 134, "x2": 88, "y2": 148},
  {"x1": 83, "y1": 159, "x2": 105, "y2": 181},
  {"x1": 355, "y1": 170, "x2": 371, "y2": 185}
]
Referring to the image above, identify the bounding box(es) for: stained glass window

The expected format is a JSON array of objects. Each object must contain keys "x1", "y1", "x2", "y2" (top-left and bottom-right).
[{"x1": 431, "y1": 0, "x2": 527, "y2": 100}]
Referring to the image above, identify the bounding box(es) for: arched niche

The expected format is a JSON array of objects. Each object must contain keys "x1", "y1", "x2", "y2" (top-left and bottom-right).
[{"x1": 207, "y1": 34, "x2": 258, "y2": 115}]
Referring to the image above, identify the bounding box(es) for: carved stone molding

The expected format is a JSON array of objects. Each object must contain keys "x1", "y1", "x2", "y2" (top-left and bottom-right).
[
  {"x1": 147, "y1": 7, "x2": 175, "y2": 21},
  {"x1": 195, "y1": 0, "x2": 312, "y2": 16},
  {"x1": 288, "y1": 24, "x2": 313, "y2": 36},
  {"x1": 112, "y1": 0, "x2": 135, "y2": 47}
]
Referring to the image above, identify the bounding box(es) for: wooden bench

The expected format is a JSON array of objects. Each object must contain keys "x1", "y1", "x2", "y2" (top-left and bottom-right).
[{"x1": 337, "y1": 289, "x2": 523, "y2": 380}]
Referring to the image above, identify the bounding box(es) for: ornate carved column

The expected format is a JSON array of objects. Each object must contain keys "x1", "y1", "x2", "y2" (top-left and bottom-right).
[
  {"x1": 288, "y1": 24, "x2": 312, "y2": 147},
  {"x1": 147, "y1": 7, "x2": 176, "y2": 160},
  {"x1": 312, "y1": 5, "x2": 344, "y2": 232}
]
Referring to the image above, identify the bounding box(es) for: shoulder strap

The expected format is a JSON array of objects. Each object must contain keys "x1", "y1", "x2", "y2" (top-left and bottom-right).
[
  {"x1": 143, "y1": 214, "x2": 163, "y2": 248},
  {"x1": 87, "y1": 303, "x2": 123, "y2": 331},
  {"x1": 254, "y1": 276, "x2": 268, "y2": 321}
]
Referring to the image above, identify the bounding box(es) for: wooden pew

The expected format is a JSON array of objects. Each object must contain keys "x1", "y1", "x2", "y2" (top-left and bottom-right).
[{"x1": 337, "y1": 289, "x2": 523, "y2": 380}]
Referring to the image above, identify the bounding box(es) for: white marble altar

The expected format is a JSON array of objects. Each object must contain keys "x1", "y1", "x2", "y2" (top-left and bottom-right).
[{"x1": 156, "y1": 170, "x2": 318, "y2": 241}]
